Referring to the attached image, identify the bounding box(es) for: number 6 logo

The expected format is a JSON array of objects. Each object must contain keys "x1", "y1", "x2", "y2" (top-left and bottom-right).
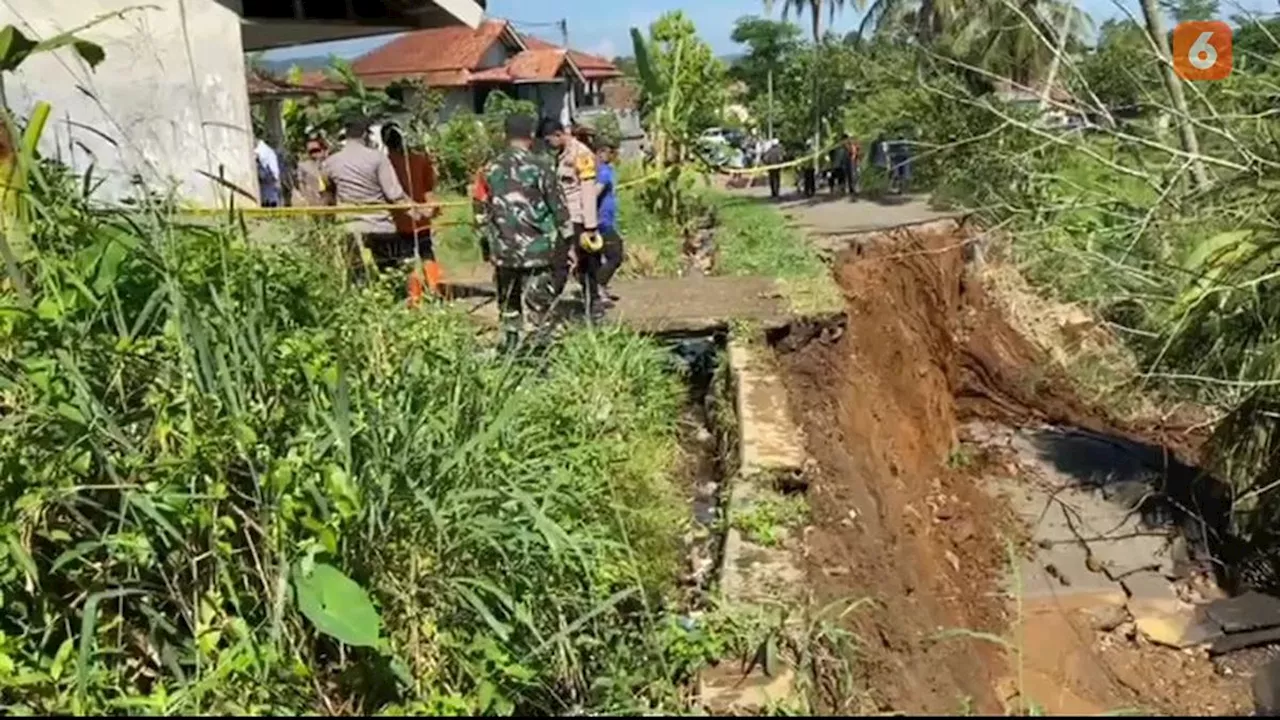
[{"x1": 1173, "y1": 20, "x2": 1233, "y2": 81}]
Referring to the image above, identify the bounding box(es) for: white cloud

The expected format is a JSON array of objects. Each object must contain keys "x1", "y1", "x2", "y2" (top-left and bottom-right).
[{"x1": 589, "y1": 38, "x2": 617, "y2": 58}]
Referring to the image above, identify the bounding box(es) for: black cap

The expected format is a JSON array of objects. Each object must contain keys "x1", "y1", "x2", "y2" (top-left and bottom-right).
[{"x1": 505, "y1": 113, "x2": 535, "y2": 140}]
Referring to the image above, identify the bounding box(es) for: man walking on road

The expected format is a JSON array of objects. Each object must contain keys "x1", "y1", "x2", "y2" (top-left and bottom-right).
[
  {"x1": 321, "y1": 116, "x2": 415, "y2": 284},
  {"x1": 844, "y1": 135, "x2": 862, "y2": 199},
  {"x1": 828, "y1": 138, "x2": 850, "y2": 196},
  {"x1": 542, "y1": 118, "x2": 605, "y2": 322},
  {"x1": 479, "y1": 114, "x2": 573, "y2": 351},
  {"x1": 763, "y1": 139, "x2": 785, "y2": 199}
]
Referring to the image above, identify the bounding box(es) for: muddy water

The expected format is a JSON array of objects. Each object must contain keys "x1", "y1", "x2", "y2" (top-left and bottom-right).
[{"x1": 774, "y1": 220, "x2": 1253, "y2": 715}]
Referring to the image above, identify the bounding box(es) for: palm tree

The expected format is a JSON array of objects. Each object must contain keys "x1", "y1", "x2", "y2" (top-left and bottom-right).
[
  {"x1": 763, "y1": 0, "x2": 858, "y2": 177},
  {"x1": 858, "y1": 0, "x2": 960, "y2": 43},
  {"x1": 947, "y1": 0, "x2": 1089, "y2": 85}
]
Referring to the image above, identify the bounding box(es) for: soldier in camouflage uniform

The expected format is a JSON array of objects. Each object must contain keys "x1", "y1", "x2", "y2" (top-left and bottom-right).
[{"x1": 481, "y1": 114, "x2": 573, "y2": 351}]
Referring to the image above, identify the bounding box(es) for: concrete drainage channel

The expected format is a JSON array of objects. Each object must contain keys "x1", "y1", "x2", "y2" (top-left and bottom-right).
[{"x1": 662, "y1": 326, "x2": 822, "y2": 715}]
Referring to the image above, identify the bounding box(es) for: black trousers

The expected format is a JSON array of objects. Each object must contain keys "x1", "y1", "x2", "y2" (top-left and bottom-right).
[
  {"x1": 494, "y1": 264, "x2": 557, "y2": 341},
  {"x1": 549, "y1": 230, "x2": 574, "y2": 297},
  {"x1": 598, "y1": 228, "x2": 625, "y2": 287},
  {"x1": 396, "y1": 231, "x2": 435, "y2": 262},
  {"x1": 801, "y1": 168, "x2": 816, "y2": 197},
  {"x1": 767, "y1": 169, "x2": 781, "y2": 198}
]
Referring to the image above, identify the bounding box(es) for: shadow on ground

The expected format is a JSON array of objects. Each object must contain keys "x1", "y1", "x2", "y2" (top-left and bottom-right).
[{"x1": 1021, "y1": 426, "x2": 1234, "y2": 575}]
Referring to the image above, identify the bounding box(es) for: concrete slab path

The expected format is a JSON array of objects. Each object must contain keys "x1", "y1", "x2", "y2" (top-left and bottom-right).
[{"x1": 445, "y1": 274, "x2": 798, "y2": 334}]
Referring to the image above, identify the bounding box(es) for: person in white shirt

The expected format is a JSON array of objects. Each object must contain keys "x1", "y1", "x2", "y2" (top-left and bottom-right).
[{"x1": 254, "y1": 135, "x2": 282, "y2": 208}]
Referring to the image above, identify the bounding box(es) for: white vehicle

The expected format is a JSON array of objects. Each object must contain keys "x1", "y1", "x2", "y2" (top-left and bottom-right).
[{"x1": 699, "y1": 127, "x2": 731, "y2": 145}]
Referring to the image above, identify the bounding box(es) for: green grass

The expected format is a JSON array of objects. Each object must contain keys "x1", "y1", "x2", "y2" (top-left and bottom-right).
[
  {"x1": 732, "y1": 494, "x2": 810, "y2": 548},
  {"x1": 431, "y1": 191, "x2": 484, "y2": 270},
  {"x1": 615, "y1": 178, "x2": 841, "y2": 315},
  {"x1": 0, "y1": 167, "x2": 735, "y2": 714}
]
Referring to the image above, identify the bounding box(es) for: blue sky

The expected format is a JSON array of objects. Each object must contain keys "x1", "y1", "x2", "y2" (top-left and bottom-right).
[{"x1": 264, "y1": 0, "x2": 1279, "y2": 62}]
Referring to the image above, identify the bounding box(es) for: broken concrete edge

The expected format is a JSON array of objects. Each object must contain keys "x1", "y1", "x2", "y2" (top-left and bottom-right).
[
  {"x1": 704, "y1": 337, "x2": 811, "y2": 714},
  {"x1": 727, "y1": 341, "x2": 810, "y2": 481}
]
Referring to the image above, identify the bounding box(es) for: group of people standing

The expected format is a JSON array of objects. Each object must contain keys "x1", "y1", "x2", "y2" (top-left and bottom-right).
[
  {"x1": 757, "y1": 133, "x2": 913, "y2": 200},
  {"x1": 472, "y1": 115, "x2": 625, "y2": 351},
  {"x1": 252, "y1": 112, "x2": 625, "y2": 352}
]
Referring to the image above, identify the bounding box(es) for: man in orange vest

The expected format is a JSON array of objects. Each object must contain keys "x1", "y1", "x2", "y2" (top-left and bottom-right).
[
  {"x1": 470, "y1": 165, "x2": 492, "y2": 262},
  {"x1": 382, "y1": 123, "x2": 442, "y2": 305}
]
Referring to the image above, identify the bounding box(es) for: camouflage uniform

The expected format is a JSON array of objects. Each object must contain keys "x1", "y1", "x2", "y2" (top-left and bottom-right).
[{"x1": 480, "y1": 145, "x2": 572, "y2": 349}]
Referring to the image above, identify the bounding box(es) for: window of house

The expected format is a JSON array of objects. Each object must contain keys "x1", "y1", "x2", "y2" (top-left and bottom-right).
[{"x1": 577, "y1": 81, "x2": 605, "y2": 108}]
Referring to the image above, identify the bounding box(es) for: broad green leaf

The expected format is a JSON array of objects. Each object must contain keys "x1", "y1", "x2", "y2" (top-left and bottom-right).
[
  {"x1": 49, "y1": 637, "x2": 73, "y2": 681},
  {"x1": 292, "y1": 562, "x2": 381, "y2": 648},
  {"x1": 0, "y1": 26, "x2": 37, "y2": 73},
  {"x1": 1182, "y1": 229, "x2": 1252, "y2": 272},
  {"x1": 631, "y1": 27, "x2": 661, "y2": 97},
  {"x1": 70, "y1": 40, "x2": 105, "y2": 68}
]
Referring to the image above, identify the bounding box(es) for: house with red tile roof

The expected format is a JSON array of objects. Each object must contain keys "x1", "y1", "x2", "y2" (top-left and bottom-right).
[{"x1": 349, "y1": 19, "x2": 624, "y2": 125}]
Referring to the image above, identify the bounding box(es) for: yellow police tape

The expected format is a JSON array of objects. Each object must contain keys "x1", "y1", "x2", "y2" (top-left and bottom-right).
[{"x1": 179, "y1": 139, "x2": 849, "y2": 219}]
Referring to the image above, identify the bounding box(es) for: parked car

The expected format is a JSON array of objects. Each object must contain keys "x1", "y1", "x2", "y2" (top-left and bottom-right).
[{"x1": 699, "y1": 127, "x2": 731, "y2": 145}]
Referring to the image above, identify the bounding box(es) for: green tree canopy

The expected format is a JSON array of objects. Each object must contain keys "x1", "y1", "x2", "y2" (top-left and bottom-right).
[{"x1": 729, "y1": 15, "x2": 804, "y2": 95}]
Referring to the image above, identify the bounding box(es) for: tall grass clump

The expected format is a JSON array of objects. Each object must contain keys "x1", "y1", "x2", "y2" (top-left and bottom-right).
[{"x1": 0, "y1": 153, "x2": 701, "y2": 713}]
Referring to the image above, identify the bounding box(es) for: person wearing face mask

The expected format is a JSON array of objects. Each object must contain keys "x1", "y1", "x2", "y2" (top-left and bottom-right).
[
  {"x1": 539, "y1": 118, "x2": 604, "y2": 322},
  {"x1": 292, "y1": 135, "x2": 330, "y2": 208}
]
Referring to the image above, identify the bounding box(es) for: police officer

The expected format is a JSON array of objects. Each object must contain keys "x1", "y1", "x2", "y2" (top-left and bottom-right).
[
  {"x1": 540, "y1": 118, "x2": 605, "y2": 321},
  {"x1": 479, "y1": 114, "x2": 573, "y2": 352}
]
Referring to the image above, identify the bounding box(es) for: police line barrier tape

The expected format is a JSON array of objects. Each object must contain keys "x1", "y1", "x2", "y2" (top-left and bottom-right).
[{"x1": 177, "y1": 139, "x2": 850, "y2": 219}]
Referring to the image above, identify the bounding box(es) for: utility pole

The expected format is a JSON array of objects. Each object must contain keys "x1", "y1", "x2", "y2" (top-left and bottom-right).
[
  {"x1": 558, "y1": 19, "x2": 574, "y2": 122},
  {"x1": 767, "y1": 68, "x2": 774, "y2": 140}
]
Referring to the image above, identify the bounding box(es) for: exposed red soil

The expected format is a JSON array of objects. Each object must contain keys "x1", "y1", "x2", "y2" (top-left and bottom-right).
[{"x1": 776, "y1": 220, "x2": 1246, "y2": 714}]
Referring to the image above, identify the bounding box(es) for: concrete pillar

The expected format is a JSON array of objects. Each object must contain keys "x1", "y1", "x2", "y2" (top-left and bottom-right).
[
  {"x1": 0, "y1": 0, "x2": 255, "y2": 206},
  {"x1": 262, "y1": 97, "x2": 285, "y2": 150}
]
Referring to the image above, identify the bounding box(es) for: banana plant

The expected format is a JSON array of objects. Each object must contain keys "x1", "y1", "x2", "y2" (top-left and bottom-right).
[{"x1": 630, "y1": 23, "x2": 706, "y2": 232}]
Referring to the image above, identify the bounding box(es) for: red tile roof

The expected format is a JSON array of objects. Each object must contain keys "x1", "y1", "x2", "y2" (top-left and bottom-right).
[
  {"x1": 522, "y1": 34, "x2": 622, "y2": 80},
  {"x1": 347, "y1": 21, "x2": 621, "y2": 89},
  {"x1": 352, "y1": 19, "x2": 520, "y2": 87},
  {"x1": 468, "y1": 48, "x2": 569, "y2": 82}
]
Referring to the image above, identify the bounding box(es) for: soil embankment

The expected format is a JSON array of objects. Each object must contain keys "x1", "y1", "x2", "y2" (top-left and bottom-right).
[{"x1": 778, "y1": 219, "x2": 1249, "y2": 714}]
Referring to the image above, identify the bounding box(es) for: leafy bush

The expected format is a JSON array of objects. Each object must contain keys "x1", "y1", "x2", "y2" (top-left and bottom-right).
[
  {"x1": 430, "y1": 112, "x2": 491, "y2": 193},
  {"x1": 429, "y1": 91, "x2": 538, "y2": 192},
  {"x1": 588, "y1": 111, "x2": 624, "y2": 148},
  {"x1": 0, "y1": 168, "x2": 700, "y2": 713}
]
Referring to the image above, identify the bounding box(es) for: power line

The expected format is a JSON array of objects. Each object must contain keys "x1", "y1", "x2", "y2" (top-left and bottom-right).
[{"x1": 504, "y1": 18, "x2": 562, "y2": 28}]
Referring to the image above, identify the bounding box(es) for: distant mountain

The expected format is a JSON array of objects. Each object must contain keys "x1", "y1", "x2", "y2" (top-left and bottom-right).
[{"x1": 257, "y1": 56, "x2": 332, "y2": 75}]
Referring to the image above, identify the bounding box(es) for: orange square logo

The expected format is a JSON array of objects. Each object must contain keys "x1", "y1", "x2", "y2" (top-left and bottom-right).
[{"x1": 1172, "y1": 20, "x2": 1233, "y2": 80}]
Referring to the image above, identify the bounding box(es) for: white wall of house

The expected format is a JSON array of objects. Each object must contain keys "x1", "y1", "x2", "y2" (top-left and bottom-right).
[
  {"x1": 441, "y1": 88, "x2": 474, "y2": 117},
  {"x1": 0, "y1": 0, "x2": 255, "y2": 205},
  {"x1": 512, "y1": 83, "x2": 569, "y2": 124}
]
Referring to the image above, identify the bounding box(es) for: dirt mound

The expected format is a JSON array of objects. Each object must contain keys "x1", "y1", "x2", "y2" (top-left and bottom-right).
[{"x1": 777, "y1": 220, "x2": 1245, "y2": 714}]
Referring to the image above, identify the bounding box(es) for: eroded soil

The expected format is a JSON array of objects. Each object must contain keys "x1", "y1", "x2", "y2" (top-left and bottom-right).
[{"x1": 777, "y1": 220, "x2": 1250, "y2": 715}]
